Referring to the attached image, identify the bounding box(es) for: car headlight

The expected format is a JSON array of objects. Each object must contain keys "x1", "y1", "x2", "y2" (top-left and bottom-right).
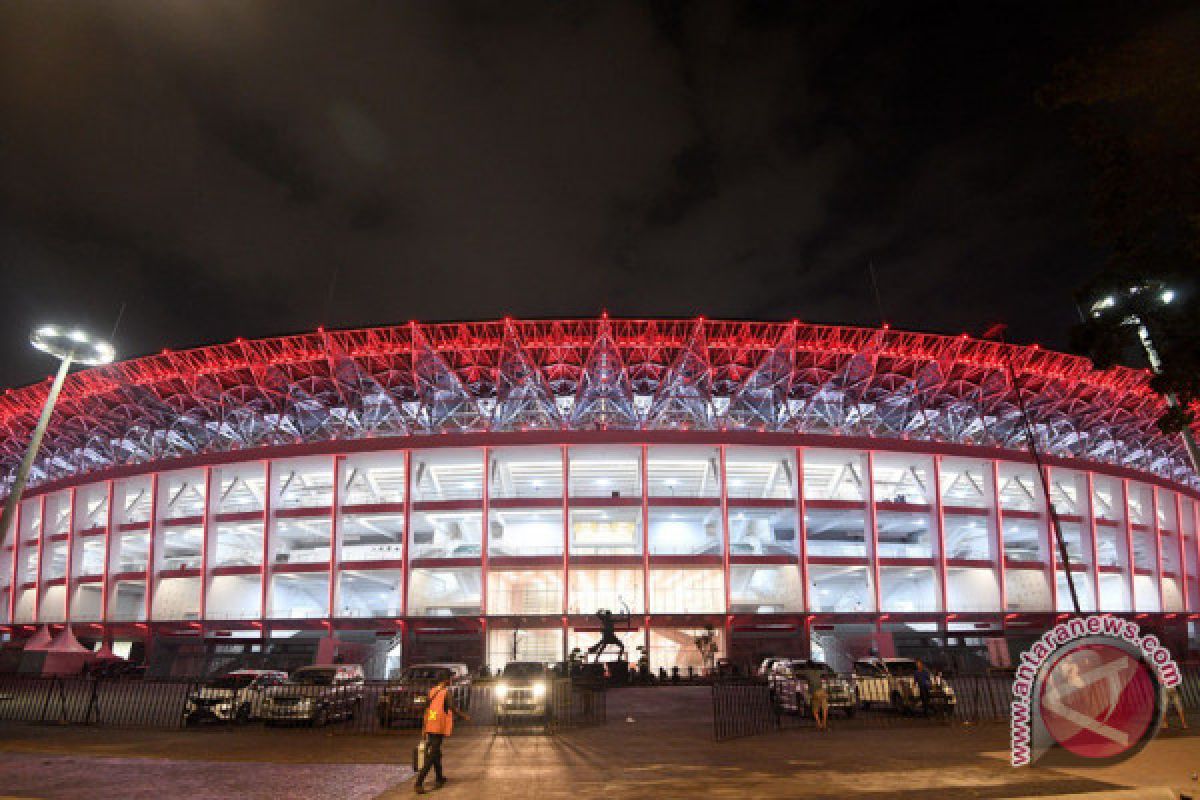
[
  {"x1": 217, "y1": 704, "x2": 231, "y2": 712},
  {"x1": 495, "y1": 683, "x2": 508, "y2": 699},
  {"x1": 532, "y1": 682, "x2": 546, "y2": 698}
]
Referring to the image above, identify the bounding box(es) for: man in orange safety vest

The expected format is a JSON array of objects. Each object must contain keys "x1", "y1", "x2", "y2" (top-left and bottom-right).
[{"x1": 414, "y1": 674, "x2": 471, "y2": 793}]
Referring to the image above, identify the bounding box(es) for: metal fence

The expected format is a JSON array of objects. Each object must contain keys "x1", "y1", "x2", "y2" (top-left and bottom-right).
[
  {"x1": 712, "y1": 667, "x2": 1200, "y2": 741},
  {"x1": 0, "y1": 675, "x2": 605, "y2": 735}
]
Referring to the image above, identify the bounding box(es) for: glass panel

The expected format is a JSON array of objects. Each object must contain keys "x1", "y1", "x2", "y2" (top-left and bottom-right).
[
  {"x1": 946, "y1": 567, "x2": 1000, "y2": 611},
  {"x1": 212, "y1": 519, "x2": 264, "y2": 567},
  {"x1": 1098, "y1": 572, "x2": 1131, "y2": 611},
  {"x1": 1003, "y1": 517, "x2": 1045, "y2": 563},
  {"x1": 996, "y1": 463, "x2": 1040, "y2": 512},
  {"x1": 408, "y1": 567, "x2": 481, "y2": 616},
  {"x1": 728, "y1": 508, "x2": 798, "y2": 556},
  {"x1": 805, "y1": 508, "x2": 866, "y2": 557},
  {"x1": 567, "y1": 568, "x2": 643, "y2": 615},
  {"x1": 808, "y1": 565, "x2": 874, "y2": 612},
  {"x1": 943, "y1": 514, "x2": 994, "y2": 561},
  {"x1": 569, "y1": 508, "x2": 641, "y2": 555},
  {"x1": 213, "y1": 463, "x2": 266, "y2": 513},
  {"x1": 152, "y1": 576, "x2": 201, "y2": 620},
  {"x1": 568, "y1": 445, "x2": 641, "y2": 498},
  {"x1": 340, "y1": 452, "x2": 405, "y2": 506},
  {"x1": 71, "y1": 584, "x2": 103, "y2": 621},
  {"x1": 1048, "y1": 470, "x2": 1086, "y2": 516},
  {"x1": 803, "y1": 450, "x2": 867, "y2": 502},
  {"x1": 159, "y1": 469, "x2": 206, "y2": 520},
  {"x1": 1096, "y1": 527, "x2": 1127, "y2": 569},
  {"x1": 269, "y1": 573, "x2": 330, "y2": 618},
  {"x1": 1127, "y1": 483, "x2": 1153, "y2": 527},
  {"x1": 872, "y1": 453, "x2": 934, "y2": 505},
  {"x1": 112, "y1": 531, "x2": 149, "y2": 574},
  {"x1": 274, "y1": 457, "x2": 334, "y2": 509},
  {"x1": 1056, "y1": 572, "x2": 1095, "y2": 612},
  {"x1": 649, "y1": 627, "x2": 724, "y2": 672},
  {"x1": 648, "y1": 568, "x2": 724, "y2": 613},
  {"x1": 1133, "y1": 574, "x2": 1160, "y2": 612},
  {"x1": 410, "y1": 510, "x2": 481, "y2": 560},
  {"x1": 489, "y1": 447, "x2": 562, "y2": 499},
  {"x1": 1056, "y1": 521, "x2": 1087, "y2": 564},
  {"x1": 941, "y1": 458, "x2": 992, "y2": 509},
  {"x1": 206, "y1": 574, "x2": 262, "y2": 620},
  {"x1": 108, "y1": 580, "x2": 146, "y2": 621},
  {"x1": 270, "y1": 518, "x2": 332, "y2": 565},
  {"x1": 38, "y1": 585, "x2": 66, "y2": 623},
  {"x1": 411, "y1": 449, "x2": 483, "y2": 502},
  {"x1": 13, "y1": 587, "x2": 36, "y2": 623},
  {"x1": 1004, "y1": 570, "x2": 1051, "y2": 611},
  {"x1": 1162, "y1": 577, "x2": 1183, "y2": 612},
  {"x1": 19, "y1": 497, "x2": 42, "y2": 542},
  {"x1": 1155, "y1": 489, "x2": 1178, "y2": 531},
  {"x1": 1131, "y1": 530, "x2": 1156, "y2": 572},
  {"x1": 729, "y1": 564, "x2": 802, "y2": 612},
  {"x1": 725, "y1": 447, "x2": 796, "y2": 499},
  {"x1": 41, "y1": 541, "x2": 67, "y2": 582},
  {"x1": 487, "y1": 569, "x2": 563, "y2": 615},
  {"x1": 489, "y1": 509, "x2": 562, "y2": 557},
  {"x1": 158, "y1": 524, "x2": 203, "y2": 571},
  {"x1": 647, "y1": 446, "x2": 720, "y2": 498},
  {"x1": 648, "y1": 507, "x2": 722, "y2": 556},
  {"x1": 336, "y1": 569, "x2": 401, "y2": 617},
  {"x1": 876, "y1": 510, "x2": 933, "y2": 559},
  {"x1": 879, "y1": 566, "x2": 939, "y2": 612},
  {"x1": 44, "y1": 492, "x2": 71, "y2": 537},
  {"x1": 1091, "y1": 476, "x2": 1123, "y2": 523},
  {"x1": 340, "y1": 513, "x2": 404, "y2": 562},
  {"x1": 488, "y1": 627, "x2": 562, "y2": 670},
  {"x1": 78, "y1": 539, "x2": 106, "y2": 577}
]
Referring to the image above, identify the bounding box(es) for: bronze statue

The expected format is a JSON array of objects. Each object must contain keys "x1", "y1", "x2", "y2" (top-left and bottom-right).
[{"x1": 587, "y1": 608, "x2": 629, "y2": 662}]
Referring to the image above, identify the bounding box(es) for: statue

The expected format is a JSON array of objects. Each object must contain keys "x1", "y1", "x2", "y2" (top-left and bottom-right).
[{"x1": 587, "y1": 607, "x2": 629, "y2": 662}]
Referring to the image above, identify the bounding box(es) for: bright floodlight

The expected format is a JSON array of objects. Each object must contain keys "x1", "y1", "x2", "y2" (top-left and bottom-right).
[
  {"x1": 1160, "y1": 289, "x2": 1176, "y2": 304},
  {"x1": 30, "y1": 325, "x2": 116, "y2": 366}
]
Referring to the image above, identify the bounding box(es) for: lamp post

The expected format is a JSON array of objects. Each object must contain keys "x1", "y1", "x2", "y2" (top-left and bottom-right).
[
  {"x1": 0, "y1": 326, "x2": 116, "y2": 549},
  {"x1": 1088, "y1": 281, "x2": 1200, "y2": 474}
]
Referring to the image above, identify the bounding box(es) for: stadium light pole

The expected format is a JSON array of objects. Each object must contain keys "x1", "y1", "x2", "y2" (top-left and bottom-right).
[
  {"x1": 1088, "y1": 282, "x2": 1200, "y2": 475},
  {"x1": 0, "y1": 326, "x2": 116, "y2": 550}
]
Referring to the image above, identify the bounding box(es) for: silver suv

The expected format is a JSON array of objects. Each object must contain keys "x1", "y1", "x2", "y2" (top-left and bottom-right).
[
  {"x1": 184, "y1": 669, "x2": 288, "y2": 725},
  {"x1": 261, "y1": 665, "x2": 366, "y2": 726},
  {"x1": 852, "y1": 657, "x2": 956, "y2": 714},
  {"x1": 770, "y1": 660, "x2": 857, "y2": 717}
]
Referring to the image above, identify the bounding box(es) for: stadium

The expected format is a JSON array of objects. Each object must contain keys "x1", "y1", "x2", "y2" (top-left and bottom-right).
[{"x1": 1, "y1": 317, "x2": 1197, "y2": 677}]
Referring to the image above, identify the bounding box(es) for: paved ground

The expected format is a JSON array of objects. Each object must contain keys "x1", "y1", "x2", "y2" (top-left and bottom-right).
[{"x1": 0, "y1": 687, "x2": 1196, "y2": 799}]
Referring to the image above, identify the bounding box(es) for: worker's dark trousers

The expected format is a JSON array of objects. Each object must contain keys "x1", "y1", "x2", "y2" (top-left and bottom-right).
[{"x1": 416, "y1": 734, "x2": 445, "y2": 786}]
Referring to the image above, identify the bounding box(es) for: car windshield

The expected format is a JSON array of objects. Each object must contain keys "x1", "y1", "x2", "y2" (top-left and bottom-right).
[
  {"x1": 209, "y1": 675, "x2": 256, "y2": 689},
  {"x1": 501, "y1": 662, "x2": 545, "y2": 678},
  {"x1": 291, "y1": 669, "x2": 337, "y2": 685},
  {"x1": 403, "y1": 667, "x2": 453, "y2": 681},
  {"x1": 886, "y1": 661, "x2": 918, "y2": 675}
]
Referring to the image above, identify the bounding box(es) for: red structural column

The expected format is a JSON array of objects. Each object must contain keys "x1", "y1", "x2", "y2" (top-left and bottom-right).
[
  {"x1": 400, "y1": 450, "x2": 412, "y2": 618},
  {"x1": 480, "y1": 447, "x2": 490, "y2": 620},
  {"x1": 795, "y1": 446, "x2": 808, "y2": 613},
  {"x1": 145, "y1": 473, "x2": 160, "y2": 632},
  {"x1": 561, "y1": 444, "x2": 569, "y2": 660},
  {"x1": 641, "y1": 444, "x2": 650, "y2": 658},
  {"x1": 1085, "y1": 472, "x2": 1103, "y2": 611},
  {"x1": 1151, "y1": 487, "x2": 1164, "y2": 612},
  {"x1": 1044, "y1": 466, "x2": 1059, "y2": 613},
  {"x1": 259, "y1": 459, "x2": 273, "y2": 625},
  {"x1": 328, "y1": 454, "x2": 340, "y2": 627},
  {"x1": 865, "y1": 452, "x2": 882, "y2": 614},
  {"x1": 7, "y1": 501, "x2": 21, "y2": 624},
  {"x1": 719, "y1": 445, "x2": 731, "y2": 618},
  {"x1": 990, "y1": 460, "x2": 1007, "y2": 614},
  {"x1": 198, "y1": 467, "x2": 213, "y2": 625},
  {"x1": 1174, "y1": 493, "x2": 1187, "y2": 612},
  {"x1": 1121, "y1": 479, "x2": 1136, "y2": 611},
  {"x1": 100, "y1": 480, "x2": 115, "y2": 629},
  {"x1": 63, "y1": 487, "x2": 77, "y2": 623},
  {"x1": 32, "y1": 495, "x2": 46, "y2": 622},
  {"x1": 931, "y1": 455, "x2": 949, "y2": 614}
]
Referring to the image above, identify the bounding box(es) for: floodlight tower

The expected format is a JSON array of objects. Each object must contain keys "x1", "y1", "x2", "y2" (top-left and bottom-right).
[
  {"x1": 1089, "y1": 281, "x2": 1200, "y2": 474},
  {"x1": 0, "y1": 326, "x2": 116, "y2": 548}
]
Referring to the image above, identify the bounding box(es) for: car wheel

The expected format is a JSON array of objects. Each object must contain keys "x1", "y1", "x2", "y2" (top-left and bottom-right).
[
  {"x1": 312, "y1": 707, "x2": 329, "y2": 727},
  {"x1": 843, "y1": 706, "x2": 856, "y2": 718},
  {"x1": 235, "y1": 704, "x2": 252, "y2": 725},
  {"x1": 377, "y1": 710, "x2": 391, "y2": 729},
  {"x1": 184, "y1": 713, "x2": 199, "y2": 727}
]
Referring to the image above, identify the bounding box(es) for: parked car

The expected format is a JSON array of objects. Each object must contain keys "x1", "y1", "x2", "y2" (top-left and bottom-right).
[
  {"x1": 769, "y1": 660, "x2": 857, "y2": 717},
  {"x1": 494, "y1": 661, "x2": 552, "y2": 728},
  {"x1": 183, "y1": 669, "x2": 288, "y2": 725},
  {"x1": 88, "y1": 661, "x2": 146, "y2": 680},
  {"x1": 755, "y1": 658, "x2": 782, "y2": 678},
  {"x1": 377, "y1": 663, "x2": 471, "y2": 728},
  {"x1": 261, "y1": 664, "x2": 365, "y2": 726},
  {"x1": 852, "y1": 657, "x2": 956, "y2": 714}
]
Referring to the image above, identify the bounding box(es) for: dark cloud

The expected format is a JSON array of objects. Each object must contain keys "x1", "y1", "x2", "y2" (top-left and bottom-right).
[{"x1": 0, "y1": 0, "x2": 1185, "y2": 389}]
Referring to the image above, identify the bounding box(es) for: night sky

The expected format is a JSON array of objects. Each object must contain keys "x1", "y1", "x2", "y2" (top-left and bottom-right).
[{"x1": 0, "y1": 1, "x2": 1187, "y2": 389}]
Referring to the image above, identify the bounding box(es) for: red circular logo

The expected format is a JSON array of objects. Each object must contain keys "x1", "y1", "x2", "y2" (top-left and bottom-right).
[{"x1": 1039, "y1": 642, "x2": 1157, "y2": 760}]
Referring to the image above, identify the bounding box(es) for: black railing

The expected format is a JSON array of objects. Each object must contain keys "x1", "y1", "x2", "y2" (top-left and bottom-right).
[
  {"x1": 711, "y1": 667, "x2": 1200, "y2": 741},
  {"x1": 0, "y1": 675, "x2": 605, "y2": 735}
]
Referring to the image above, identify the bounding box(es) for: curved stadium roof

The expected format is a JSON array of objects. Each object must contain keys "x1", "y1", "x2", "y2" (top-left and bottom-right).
[{"x1": 1, "y1": 317, "x2": 1196, "y2": 494}]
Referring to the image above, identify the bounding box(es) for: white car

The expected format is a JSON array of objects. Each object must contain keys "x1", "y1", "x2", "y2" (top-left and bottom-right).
[
  {"x1": 184, "y1": 669, "x2": 288, "y2": 725},
  {"x1": 852, "y1": 658, "x2": 956, "y2": 714}
]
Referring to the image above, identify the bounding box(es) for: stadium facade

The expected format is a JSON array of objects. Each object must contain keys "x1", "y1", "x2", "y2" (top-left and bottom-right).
[{"x1": 1, "y1": 317, "x2": 1197, "y2": 676}]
